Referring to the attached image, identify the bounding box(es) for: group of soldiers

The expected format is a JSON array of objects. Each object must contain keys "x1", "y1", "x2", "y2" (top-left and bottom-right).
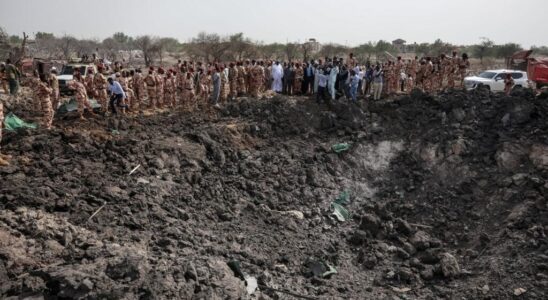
[{"x1": 381, "y1": 51, "x2": 470, "y2": 94}]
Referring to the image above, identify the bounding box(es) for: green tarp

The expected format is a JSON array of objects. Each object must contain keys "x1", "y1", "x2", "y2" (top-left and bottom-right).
[
  {"x1": 57, "y1": 97, "x2": 101, "y2": 113},
  {"x1": 331, "y1": 191, "x2": 351, "y2": 222},
  {"x1": 3, "y1": 112, "x2": 37, "y2": 131},
  {"x1": 332, "y1": 143, "x2": 351, "y2": 153}
]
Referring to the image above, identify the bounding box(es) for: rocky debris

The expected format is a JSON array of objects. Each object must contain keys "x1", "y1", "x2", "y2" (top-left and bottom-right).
[{"x1": 1, "y1": 89, "x2": 547, "y2": 299}]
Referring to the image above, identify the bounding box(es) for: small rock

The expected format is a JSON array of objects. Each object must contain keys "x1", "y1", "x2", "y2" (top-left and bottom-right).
[
  {"x1": 481, "y1": 284, "x2": 489, "y2": 295},
  {"x1": 409, "y1": 231, "x2": 431, "y2": 250},
  {"x1": 513, "y1": 287, "x2": 526, "y2": 296},
  {"x1": 360, "y1": 213, "x2": 381, "y2": 236},
  {"x1": 420, "y1": 265, "x2": 434, "y2": 280},
  {"x1": 439, "y1": 252, "x2": 460, "y2": 278}
]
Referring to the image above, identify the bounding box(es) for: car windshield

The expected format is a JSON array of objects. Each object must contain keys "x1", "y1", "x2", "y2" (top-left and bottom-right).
[
  {"x1": 478, "y1": 72, "x2": 496, "y2": 79},
  {"x1": 61, "y1": 66, "x2": 86, "y2": 75}
]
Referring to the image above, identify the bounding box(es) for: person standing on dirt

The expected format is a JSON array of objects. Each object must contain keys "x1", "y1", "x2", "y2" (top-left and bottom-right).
[
  {"x1": 504, "y1": 73, "x2": 514, "y2": 96},
  {"x1": 85, "y1": 67, "x2": 96, "y2": 99},
  {"x1": 68, "y1": 78, "x2": 95, "y2": 120},
  {"x1": 181, "y1": 70, "x2": 195, "y2": 111},
  {"x1": 31, "y1": 72, "x2": 54, "y2": 129},
  {"x1": 372, "y1": 65, "x2": 384, "y2": 100},
  {"x1": 448, "y1": 51, "x2": 459, "y2": 88},
  {"x1": 328, "y1": 62, "x2": 339, "y2": 101},
  {"x1": 107, "y1": 77, "x2": 127, "y2": 115},
  {"x1": 94, "y1": 66, "x2": 109, "y2": 113},
  {"x1": 458, "y1": 53, "x2": 470, "y2": 88},
  {"x1": 4, "y1": 59, "x2": 21, "y2": 96},
  {"x1": 349, "y1": 69, "x2": 360, "y2": 102},
  {"x1": 49, "y1": 67, "x2": 60, "y2": 111},
  {"x1": 211, "y1": 66, "x2": 221, "y2": 108},
  {"x1": 145, "y1": 67, "x2": 157, "y2": 109}
]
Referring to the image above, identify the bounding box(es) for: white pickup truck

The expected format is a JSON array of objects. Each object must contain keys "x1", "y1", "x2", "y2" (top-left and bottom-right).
[
  {"x1": 58, "y1": 63, "x2": 97, "y2": 95},
  {"x1": 463, "y1": 69, "x2": 529, "y2": 92}
]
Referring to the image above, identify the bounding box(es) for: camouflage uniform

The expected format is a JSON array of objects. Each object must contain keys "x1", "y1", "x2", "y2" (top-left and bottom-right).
[
  {"x1": 145, "y1": 72, "x2": 157, "y2": 108},
  {"x1": 34, "y1": 79, "x2": 53, "y2": 129},
  {"x1": 164, "y1": 75, "x2": 176, "y2": 107},
  {"x1": 220, "y1": 68, "x2": 230, "y2": 102},
  {"x1": 69, "y1": 80, "x2": 92, "y2": 118},
  {"x1": 237, "y1": 65, "x2": 246, "y2": 95},
  {"x1": 457, "y1": 58, "x2": 470, "y2": 87},
  {"x1": 424, "y1": 62, "x2": 434, "y2": 93},
  {"x1": 155, "y1": 73, "x2": 164, "y2": 108},
  {"x1": 447, "y1": 55, "x2": 459, "y2": 88},
  {"x1": 119, "y1": 76, "x2": 134, "y2": 109},
  {"x1": 228, "y1": 66, "x2": 238, "y2": 98},
  {"x1": 49, "y1": 73, "x2": 60, "y2": 111},
  {"x1": 93, "y1": 73, "x2": 108, "y2": 112},
  {"x1": 293, "y1": 66, "x2": 304, "y2": 95},
  {"x1": 181, "y1": 76, "x2": 195, "y2": 111},
  {"x1": 85, "y1": 74, "x2": 96, "y2": 99},
  {"x1": 132, "y1": 72, "x2": 145, "y2": 111}
]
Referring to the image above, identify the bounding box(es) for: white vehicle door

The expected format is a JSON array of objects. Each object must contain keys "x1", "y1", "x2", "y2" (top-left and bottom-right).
[
  {"x1": 492, "y1": 73, "x2": 506, "y2": 91},
  {"x1": 512, "y1": 72, "x2": 526, "y2": 87}
]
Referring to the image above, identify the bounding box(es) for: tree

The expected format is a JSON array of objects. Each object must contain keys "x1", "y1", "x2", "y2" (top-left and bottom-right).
[
  {"x1": 227, "y1": 33, "x2": 257, "y2": 61},
  {"x1": 134, "y1": 35, "x2": 155, "y2": 66},
  {"x1": 258, "y1": 43, "x2": 285, "y2": 60},
  {"x1": 35, "y1": 32, "x2": 55, "y2": 40},
  {"x1": 319, "y1": 43, "x2": 347, "y2": 59},
  {"x1": 59, "y1": 35, "x2": 77, "y2": 59},
  {"x1": 374, "y1": 40, "x2": 395, "y2": 59},
  {"x1": 472, "y1": 37, "x2": 494, "y2": 64},
  {"x1": 494, "y1": 43, "x2": 523, "y2": 58},
  {"x1": 531, "y1": 45, "x2": 548, "y2": 56},
  {"x1": 112, "y1": 32, "x2": 133, "y2": 45},
  {"x1": 301, "y1": 41, "x2": 315, "y2": 62},
  {"x1": 284, "y1": 43, "x2": 299, "y2": 62},
  {"x1": 187, "y1": 32, "x2": 230, "y2": 62}
]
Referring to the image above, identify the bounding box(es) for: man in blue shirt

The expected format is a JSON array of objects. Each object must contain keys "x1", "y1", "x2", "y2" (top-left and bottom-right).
[{"x1": 107, "y1": 77, "x2": 128, "y2": 114}]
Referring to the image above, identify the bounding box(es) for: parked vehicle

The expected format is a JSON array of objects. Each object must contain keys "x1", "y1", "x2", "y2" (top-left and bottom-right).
[
  {"x1": 58, "y1": 62, "x2": 97, "y2": 95},
  {"x1": 463, "y1": 69, "x2": 529, "y2": 91},
  {"x1": 508, "y1": 50, "x2": 548, "y2": 89}
]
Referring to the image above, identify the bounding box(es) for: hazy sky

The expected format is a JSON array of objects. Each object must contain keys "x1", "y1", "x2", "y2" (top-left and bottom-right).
[{"x1": 1, "y1": 0, "x2": 547, "y2": 47}]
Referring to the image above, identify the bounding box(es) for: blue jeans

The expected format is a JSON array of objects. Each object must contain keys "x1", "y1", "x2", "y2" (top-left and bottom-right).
[{"x1": 350, "y1": 85, "x2": 358, "y2": 102}]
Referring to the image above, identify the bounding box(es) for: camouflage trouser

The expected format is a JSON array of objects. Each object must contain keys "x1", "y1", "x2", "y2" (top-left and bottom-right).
[
  {"x1": 164, "y1": 91, "x2": 175, "y2": 107},
  {"x1": 182, "y1": 89, "x2": 195, "y2": 111},
  {"x1": 75, "y1": 92, "x2": 92, "y2": 117},
  {"x1": 447, "y1": 72, "x2": 456, "y2": 88},
  {"x1": 147, "y1": 88, "x2": 156, "y2": 108},
  {"x1": 423, "y1": 77, "x2": 432, "y2": 93},
  {"x1": 40, "y1": 97, "x2": 53, "y2": 129},
  {"x1": 51, "y1": 88, "x2": 60, "y2": 111},
  {"x1": 96, "y1": 89, "x2": 108, "y2": 112},
  {"x1": 156, "y1": 88, "x2": 164, "y2": 107},
  {"x1": 237, "y1": 78, "x2": 246, "y2": 94},
  {"x1": 133, "y1": 88, "x2": 142, "y2": 110},
  {"x1": 229, "y1": 80, "x2": 238, "y2": 98}
]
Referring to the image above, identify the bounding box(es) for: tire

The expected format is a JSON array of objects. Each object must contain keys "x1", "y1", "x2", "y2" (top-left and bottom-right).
[{"x1": 477, "y1": 83, "x2": 490, "y2": 91}]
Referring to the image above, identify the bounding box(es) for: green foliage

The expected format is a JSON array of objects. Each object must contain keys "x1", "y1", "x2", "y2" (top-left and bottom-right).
[
  {"x1": 35, "y1": 32, "x2": 55, "y2": 40},
  {"x1": 493, "y1": 43, "x2": 523, "y2": 58}
]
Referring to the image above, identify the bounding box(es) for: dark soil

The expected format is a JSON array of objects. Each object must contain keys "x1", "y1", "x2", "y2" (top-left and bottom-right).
[{"x1": 0, "y1": 88, "x2": 547, "y2": 299}]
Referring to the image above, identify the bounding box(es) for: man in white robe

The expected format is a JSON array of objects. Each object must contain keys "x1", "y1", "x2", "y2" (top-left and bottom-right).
[{"x1": 271, "y1": 61, "x2": 283, "y2": 92}]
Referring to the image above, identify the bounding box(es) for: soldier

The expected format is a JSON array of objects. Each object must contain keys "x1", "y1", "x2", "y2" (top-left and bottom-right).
[
  {"x1": 504, "y1": 73, "x2": 514, "y2": 95},
  {"x1": 447, "y1": 51, "x2": 459, "y2": 88},
  {"x1": 131, "y1": 69, "x2": 145, "y2": 112},
  {"x1": 228, "y1": 62, "x2": 238, "y2": 99},
  {"x1": 0, "y1": 63, "x2": 8, "y2": 95},
  {"x1": 424, "y1": 57, "x2": 434, "y2": 93},
  {"x1": 49, "y1": 67, "x2": 60, "y2": 111},
  {"x1": 68, "y1": 78, "x2": 94, "y2": 119},
  {"x1": 93, "y1": 66, "x2": 108, "y2": 113},
  {"x1": 458, "y1": 53, "x2": 470, "y2": 88},
  {"x1": 85, "y1": 67, "x2": 96, "y2": 99},
  {"x1": 347, "y1": 53, "x2": 357, "y2": 68},
  {"x1": 385, "y1": 61, "x2": 394, "y2": 94},
  {"x1": 395, "y1": 56, "x2": 405, "y2": 92},
  {"x1": 119, "y1": 71, "x2": 134, "y2": 111},
  {"x1": 34, "y1": 75, "x2": 54, "y2": 129},
  {"x1": 416, "y1": 59, "x2": 426, "y2": 91},
  {"x1": 439, "y1": 54, "x2": 451, "y2": 90},
  {"x1": 236, "y1": 61, "x2": 246, "y2": 96},
  {"x1": 164, "y1": 71, "x2": 176, "y2": 107},
  {"x1": 156, "y1": 68, "x2": 165, "y2": 108},
  {"x1": 244, "y1": 60, "x2": 252, "y2": 94},
  {"x1": 181, "y1": 70, "x2": 196, "y2": 111},
  {"x1": 220, "y1": 64, "x2": 230, "y2": 102},
  {"x1": 145, "y1": 67, "x2": 157, "y2": 109},
  {"x1": 293, "y1": 63, "x2": 304, "y2": 96}
]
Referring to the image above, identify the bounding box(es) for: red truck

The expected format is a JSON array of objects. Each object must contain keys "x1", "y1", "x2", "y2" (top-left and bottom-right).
[{"x1": 508, "y1": 50, "x2": 548, "y2": 89}]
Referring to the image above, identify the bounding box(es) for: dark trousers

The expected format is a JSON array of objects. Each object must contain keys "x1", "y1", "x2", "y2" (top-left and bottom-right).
[
  {"x1": 8, "y1": 79, "x2": 18, "y2": 95},
  {"x1": 316, "y1": 86, "x2": 326, "y2": 103},
  {"x1": 109, "y1": 93, "x2": 126, "y2": 114},
  {"x1": 303, "y1": 76, "x2": 314, "y2": 94}
]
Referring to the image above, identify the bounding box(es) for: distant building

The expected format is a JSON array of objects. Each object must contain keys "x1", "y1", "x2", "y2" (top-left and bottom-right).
[
  {"x1": 392, "y1": 39, "x2": 406, "y2": 53},
  {"x1": 304, "y1": 38, "x2": 321, "y2": 54}
]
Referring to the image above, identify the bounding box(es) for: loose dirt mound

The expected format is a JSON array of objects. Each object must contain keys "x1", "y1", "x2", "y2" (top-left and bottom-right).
[{"x1": 0, "y1": 89, "x2": 547, "y2": 299}]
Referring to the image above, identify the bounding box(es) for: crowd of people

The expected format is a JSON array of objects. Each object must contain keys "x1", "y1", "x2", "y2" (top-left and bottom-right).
[{"x1": 0, "y1": 51, "x2": 471, "y2": 165}]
